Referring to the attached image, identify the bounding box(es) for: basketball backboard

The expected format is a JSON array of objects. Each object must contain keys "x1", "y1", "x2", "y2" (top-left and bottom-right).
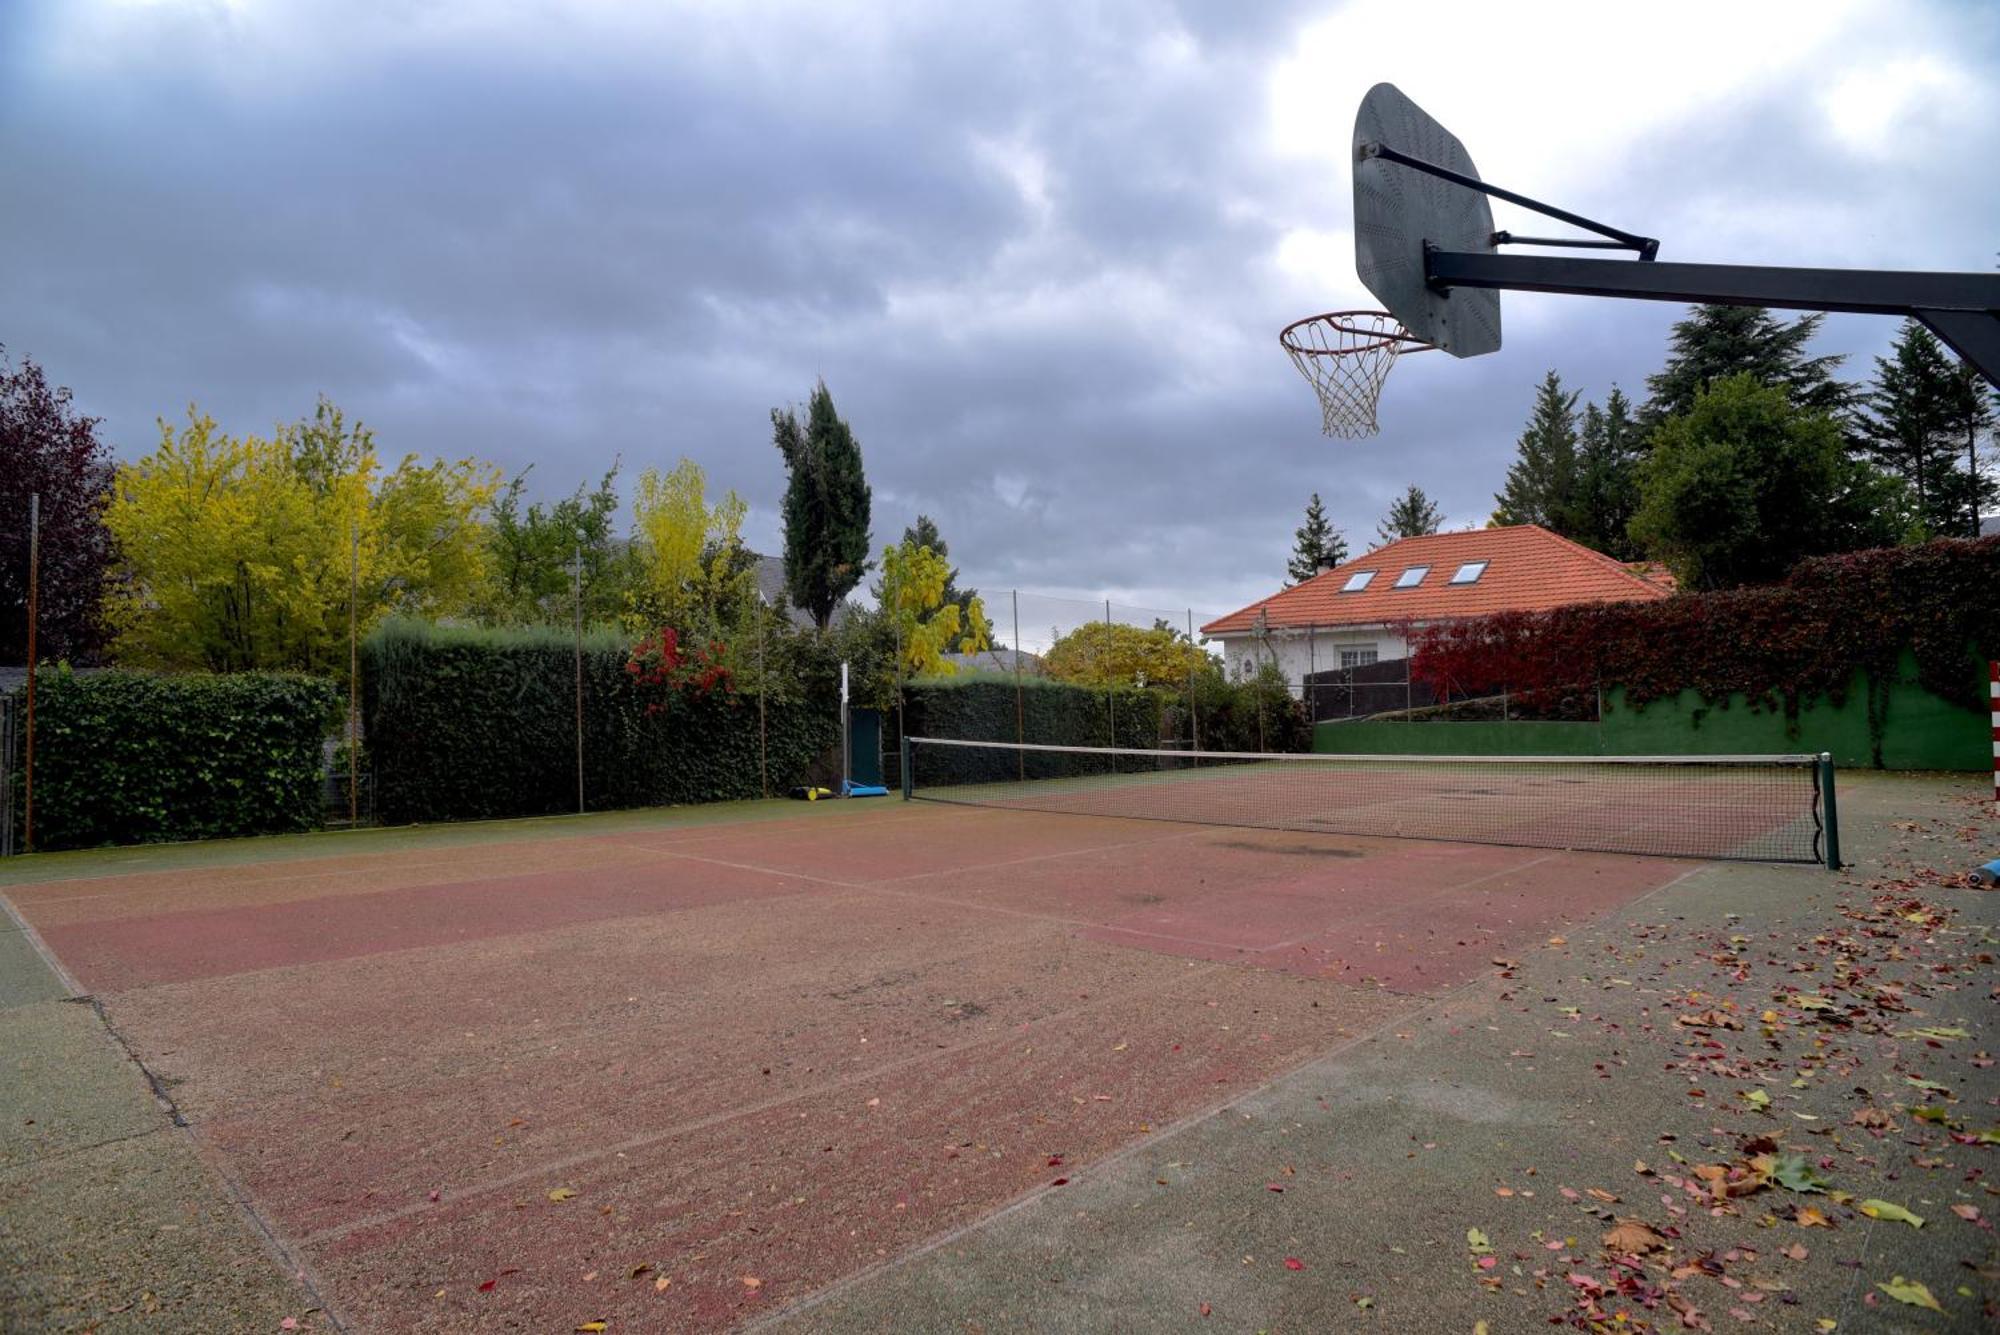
[{"x1": 1352, "y1": 83, "x2": 1501, "y2": 358}]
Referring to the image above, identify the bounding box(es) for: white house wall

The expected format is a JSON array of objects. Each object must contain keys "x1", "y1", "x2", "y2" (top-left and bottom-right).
[{"x1": 1212, "y1": 626, "x2": 1410, "y2": 691}]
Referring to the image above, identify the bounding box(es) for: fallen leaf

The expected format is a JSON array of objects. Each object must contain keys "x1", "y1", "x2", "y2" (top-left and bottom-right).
[
  {"x1": 1781, "y1": 1243, "x2": 1808, "y2": 1260},
  {"x1": 1770, "y1": 1154, "x2": 1830, "y2": 1194},
  {"x1": 575, "y1": 1325, "x2": 607, "y2": 1333},
  {"x1": 1857, "y1": 1199, "x2": 1923, "y2": 1228},
  {"x1": 1874, "y1": 1276, "x2": 1942, "y2": 1311},
  {"x1": 1585, "y1": 1188, "x2": 1620, "y2": 1204},
  {"x1": 548, "y1": 1187, "x2": 578, "y2": 1202},
  {"x1": 741, "y1": 1276, "x2": 762, "y2": 1290},
  {"x1": 1795, "y1": 1205, "x2": 1833, "y2": 1228},
  {"x1": 1602, "y1": 1219, "x2": 1668, "y2": 1255},
  {"x1": 1284, "y1": 1257, "x2": 1305, "y2": 1271},
  {"x1": 627, "y1": 1264, "x2": 652, "y2": 1280},
  {"x1": 1950, "y1": 1204, "x2": 1981, "y2": 1223},
  {"x1": 1467, "y1": 1228, "x2": 1492, "y2": 1254}
]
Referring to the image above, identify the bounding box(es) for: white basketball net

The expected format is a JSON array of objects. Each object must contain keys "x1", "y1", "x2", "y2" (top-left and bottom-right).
[{"x1": 1280, "y1": 312, "x2": 1427, "y2": 439}]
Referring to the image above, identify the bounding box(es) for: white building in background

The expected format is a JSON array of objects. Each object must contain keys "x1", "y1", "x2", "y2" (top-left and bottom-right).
[{"x1": 1201, "y1": 525, "x2": 1675, "y2": 690}]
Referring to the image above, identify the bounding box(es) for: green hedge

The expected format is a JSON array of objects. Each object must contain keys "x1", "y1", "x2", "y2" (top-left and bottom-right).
[
  {"x1": 362, "y1": 619, "x2": 838, "y2": 824},
  {"x1": 14, "y1": 669, "x2": 339, "y2": 850},
  {"x1": 899, "y1": 675, "x2": 1162, "y2": 785}
]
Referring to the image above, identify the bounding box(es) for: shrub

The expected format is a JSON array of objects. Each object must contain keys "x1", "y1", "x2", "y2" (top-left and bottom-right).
[
  {"x1": 15, "y1": 668, "x2": 338, "y2": 849},
  {"x1": 362, "y1": 618, "x2": 837, "y2": 823}
]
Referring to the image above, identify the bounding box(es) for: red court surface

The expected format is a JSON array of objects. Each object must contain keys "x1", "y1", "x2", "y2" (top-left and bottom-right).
[{"x1": 7, "y1": 802, "x2": 1693, "y2": 1331}]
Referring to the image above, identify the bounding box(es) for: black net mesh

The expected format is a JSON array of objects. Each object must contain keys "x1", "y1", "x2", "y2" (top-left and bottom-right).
[{"x1": 907, "y1": 738, "x2": 1827, "y2": 865}]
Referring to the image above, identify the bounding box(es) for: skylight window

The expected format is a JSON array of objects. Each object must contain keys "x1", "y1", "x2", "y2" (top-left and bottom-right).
[
  {"x1": 1340, "y1": 570, "x2": 1376, "y2": 592},
  {"x1": 1450, "y1": 560, "x2": 1489, "y2": 585},
  {"x1": 1393, "y1": 565, "x2": 1430, "y2": 589}
]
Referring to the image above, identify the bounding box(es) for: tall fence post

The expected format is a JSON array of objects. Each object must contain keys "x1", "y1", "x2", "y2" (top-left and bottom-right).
[
  {"x1": 1104, "y1": 598, "x2": 1115, "y2": 746},
  {"x1": 1012, "y1": 590, "x2": 1025, "y2": 779},
  {"x1": 900, "y1": 734, "x2": 913, "y2": 800},
  {"x1": 757, "y1": 597, "x2": 769, "y2": 800},
  {"x1": 1187, "y1": 608, "x2": 1200, "y2": 751},
  {"x1": 348, "y1": 522, "x2": 360, "y2": 826},
  {"x1": 23, "y1": 493, "x2": 38, "y2": 853},
  {"x1": 573, "y1": 546, "x2": 584, "y2": 815}
]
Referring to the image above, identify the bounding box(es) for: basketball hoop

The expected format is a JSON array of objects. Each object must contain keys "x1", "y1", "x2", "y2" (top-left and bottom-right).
[{"x1": 1279, "y1": 310, "x2": 1433, "y2": 439}]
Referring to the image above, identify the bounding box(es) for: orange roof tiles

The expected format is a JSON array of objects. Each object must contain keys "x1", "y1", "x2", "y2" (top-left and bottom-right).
[{"x1": 1202, "y1": 524, "x2": 1669, "y2": 636}]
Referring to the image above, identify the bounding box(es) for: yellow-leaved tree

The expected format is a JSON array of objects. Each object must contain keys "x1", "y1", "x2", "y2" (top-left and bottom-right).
[
  {"x1": 1041, "y1": 620, "x2": 1216, "y2": 689},
  {"x1": 105, "y1": 400, "x2": 500, "y2": 672},
  {"x1": 878, "y1": 538, "x2": 992, "y2": 676},
  {"x1": 627, "y1": 459, "x2": 759, "y2": 640}
]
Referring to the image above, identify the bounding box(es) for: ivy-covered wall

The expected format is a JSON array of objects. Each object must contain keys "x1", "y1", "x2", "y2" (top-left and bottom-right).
[
  {"x1": 12, "y1": 669, "x2": 339, "y2": 850},
  {"x1": 362, "y1": 619, "x2": 838, "y2": 824}
]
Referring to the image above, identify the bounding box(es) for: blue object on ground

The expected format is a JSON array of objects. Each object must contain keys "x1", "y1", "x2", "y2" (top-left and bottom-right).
[
  {"x1": 1972, "y1": 858, "x2": 2000, "y2": 887},
  {"x1": 843, "y1": 783, "x2": 890, "y2": 798}
]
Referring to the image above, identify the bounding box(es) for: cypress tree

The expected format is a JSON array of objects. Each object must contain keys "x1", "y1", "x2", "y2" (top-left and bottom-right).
[
  {"x1": 771, "y1": 380, "x2": 872, "y2": 630},
  {"x1": 1567, "y1": 387, "x2": 1643, "y2": 558}
]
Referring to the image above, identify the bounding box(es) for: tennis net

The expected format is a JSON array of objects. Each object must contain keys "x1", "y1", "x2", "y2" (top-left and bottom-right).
[{"x1": 903, "y1": 737, "x2": 1834, "y2": 866}]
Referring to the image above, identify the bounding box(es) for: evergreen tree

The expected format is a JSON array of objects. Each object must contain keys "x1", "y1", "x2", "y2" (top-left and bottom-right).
[
  {"x1": 1492, "y1": 370, "x2": 1580, "y2": 528},
  {"x1": 1858, "y1": 320, "x2": 1981, "y2": 537},
  {"x1": 901, "y1": 513, "x2": 976, "y2": 615},
  {"x1": 1643, "y1": 305, "x2": 1853, "y2": 428},
  {"x1": 1566, "y1": 387, "x2": 1643, "y2": 558},
  {"x1": 1376, "y1": 484, "x2": 1443, "y2": 543},
  {"x1": 771, "y1": 380, "x2": 872, "y2": 630},
  {"x1": 1287, "y1": 492, "x2": 1347, "y2": 582},
  {"x1": 1630, "y1": 375, "x2": 1907, "y2": 589}
]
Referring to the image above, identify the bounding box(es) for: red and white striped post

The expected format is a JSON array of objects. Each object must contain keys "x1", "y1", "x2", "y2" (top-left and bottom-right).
[{"x1": 1991, "y1": 661, "x2": 1999, "y2": 810}]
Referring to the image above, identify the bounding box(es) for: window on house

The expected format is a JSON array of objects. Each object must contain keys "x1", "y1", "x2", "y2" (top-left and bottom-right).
[
  {"x1": 1393, "y1": 565, "x2": 1430, "y2": 588},
  {"x1": 1449, "y1": 560, "x2": 1489, "y2": 584},
  {"x1": 1340, "y1": 647, "x2": 1378, "y2": 669},
  {"x1": 1341, "y1": 570, "x2": 1376, "y2": 592}
]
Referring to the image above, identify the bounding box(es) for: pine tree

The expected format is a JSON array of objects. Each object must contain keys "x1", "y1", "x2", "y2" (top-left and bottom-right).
[
  {"x1": 1643, "y1": 306, "x2": 1853, "y2": 428},
  {"x1": 771, "y1": 380, "x2": 872, "y2": 630},
  {"x1": 1491, "y1": 370, "x2": 1580, "y2": 528},
  {"x1": 1859, "y1": 320, "x2": 1989, "y2": 537},
  {"x1": 1567, "y1": 387, "x2": 1643, "y2": 558},
  {"x1": 1376, "y1": 484, "x2": 1443, "y2": 543},
  {"x1": 902, "y1": 514, "x2": 976, "y2": 614},
  {"x1": 1287, "y1": 492, "x2": 1347, "y2": 583}
]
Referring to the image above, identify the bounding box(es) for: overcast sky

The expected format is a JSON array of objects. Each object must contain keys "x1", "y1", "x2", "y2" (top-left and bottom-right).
[{"x1": 3, "y1": 0, "x2": 1995, "y2": 623}]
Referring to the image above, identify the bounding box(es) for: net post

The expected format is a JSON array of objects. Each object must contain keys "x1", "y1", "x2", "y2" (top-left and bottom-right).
[
  {"x1": 1817, "y1": 753, "x2": 1840, "y2": 871},
  {"x1": 900, "y1": 734, "x2": 913, "y2": 800}
]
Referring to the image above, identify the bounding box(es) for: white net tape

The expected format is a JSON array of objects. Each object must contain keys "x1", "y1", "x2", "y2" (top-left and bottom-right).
[{"x1": 1281, "y1": 312, "x2": 1428, "y2": 439}]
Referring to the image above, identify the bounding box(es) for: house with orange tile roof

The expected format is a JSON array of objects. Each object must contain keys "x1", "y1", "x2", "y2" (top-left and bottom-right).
[{"x1": 1200, "y1": 525, "x2": 1674, "y2": 687}]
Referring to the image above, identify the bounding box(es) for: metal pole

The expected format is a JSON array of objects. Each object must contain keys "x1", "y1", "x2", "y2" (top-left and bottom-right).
[
  {"x1": 1105, "y1": 598, "x2": 1114, "y2": 746},
  {"x1": 1012, "y1": 589, "x2": 1024, "y2": 779},
  {"x1": 757, "y1": 596, "x2": 769, "y2": 800},
  {"x1": 1187, "y1": 608, "x2": 1199, "y2": 752},
  {"x1": 573, "y1": 545, "x2": 584, "y2": 815},
  {"x1": 1307, "y1": 625, "x2": 1316, "y2": 729},
  {"x1": 348, "y1": 522, "x2": 359, "y2": 826},
  {"x1": 900, "y1": 733, "x2": 913, "y2": 800},
  {"x1": 1818, "y1": 753, "x2": 1841, "y2": 871},
  {"x1": 24, "y1": 494, "x2": 38, "y2": 852}
]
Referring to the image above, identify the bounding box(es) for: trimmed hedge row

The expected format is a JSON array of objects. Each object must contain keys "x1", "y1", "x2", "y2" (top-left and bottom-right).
[
  {"x1": 362, "y1": 619, "x2": 838, "y2": 824},
  {"x1": 15, "y1": 669, "x2": 339, "y2": 850},
  {"x1": 898, "y1": 675, "x2": 1163, "y2": 786}
]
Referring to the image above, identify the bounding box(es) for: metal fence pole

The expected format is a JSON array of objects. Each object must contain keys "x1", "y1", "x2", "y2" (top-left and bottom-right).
[
  {"x1": 23, "y1": 493, "x2": 37, "y2": 853},
  {"x1": 349, "y1": 523, "x2": 360, "y2": 826},
  {"x1": 1104, "y1": 598, "x2": 1115, "y2": 746},
  {"x1": 1012, "y1": 590, "x2": 1024, "y2": 779},
  {"x1": 757, "y1": 598, "x2": 769, "y2": 800},
  {"x1": 573, "y1": 546, "x2": 584, "y2": 815},
  {"x1": 1186, "y1": 608, "x2": 1200, "y2": 751}
]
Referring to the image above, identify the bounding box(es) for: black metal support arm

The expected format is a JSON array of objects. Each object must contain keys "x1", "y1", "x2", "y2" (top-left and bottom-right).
[
  {"x1": 1362, "y1": 142, "x2": 1660, "y2": 260},
  {"x1": 1426, "y1": 249, "x2": 2000, "y2": 387}
]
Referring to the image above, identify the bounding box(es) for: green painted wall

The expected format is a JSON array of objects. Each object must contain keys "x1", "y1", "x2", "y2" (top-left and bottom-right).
[{"x1": 1314, "y1": 651, "x2": 1984, "y2": 772}]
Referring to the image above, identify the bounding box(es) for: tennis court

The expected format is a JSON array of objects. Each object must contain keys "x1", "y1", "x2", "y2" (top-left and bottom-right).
[{"x1": 6, "y1": 773, "x2": 1772, "y2": 1332}]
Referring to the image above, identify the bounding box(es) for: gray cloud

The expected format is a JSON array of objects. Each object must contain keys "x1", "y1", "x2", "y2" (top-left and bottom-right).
[{"x1": 3, "y1": 0, "x2": 1995, "y2": 620}]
